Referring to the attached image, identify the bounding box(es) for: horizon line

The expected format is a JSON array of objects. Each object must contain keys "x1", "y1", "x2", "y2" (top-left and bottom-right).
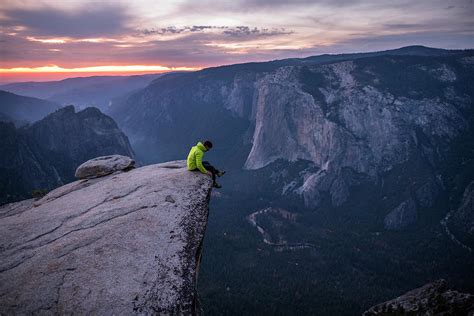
[{"x1": 1, "y1": 44, "x2": 473, "y2": 84}]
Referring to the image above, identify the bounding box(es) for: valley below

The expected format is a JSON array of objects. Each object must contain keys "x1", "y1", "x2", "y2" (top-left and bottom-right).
[
  {"x1": 199, "y1": 184, "x2": 474, "y2": 315},
  {"x1": 247, "y1": 207, "x2": 316, "y2": 251}
]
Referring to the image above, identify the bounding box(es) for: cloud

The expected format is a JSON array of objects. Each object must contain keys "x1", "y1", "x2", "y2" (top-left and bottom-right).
[
  {"x1": 177, "y1": 0, "x2": 363, "y2": 13},
  {"x1": 222, "y1": 26, "x2": 293, "y2": 37},
  {"x1": 0, "y1": 64, "x2": 200, "y2": 73},
  {"x1": 140, "y1": 25, "x2": 225, "y2": 35},
  {"x1": 139, "y1": 25, "x2": 292, "y2": 38},
  {"x1": 382, "y1": 23, "x2": 424, "y2": 29},
  {"x1": 1, "y1": 3, "x2": 132, "y2": 38},
  {"x1": 1, "y1": 0, "x2": 473, "y2": 82},
  {"x1": 240, "y1": 0, "x2": 361, "y2": 9}
]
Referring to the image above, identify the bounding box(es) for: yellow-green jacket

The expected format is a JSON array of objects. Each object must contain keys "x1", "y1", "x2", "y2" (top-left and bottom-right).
[{"x1": 187, "y1": 142, "x2": 208, "y2": 174}]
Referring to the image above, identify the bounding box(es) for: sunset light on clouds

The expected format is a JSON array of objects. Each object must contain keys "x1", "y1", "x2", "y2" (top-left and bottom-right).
[{"x1": 0, "y1": 0, "x2": 473, "y2": 83}]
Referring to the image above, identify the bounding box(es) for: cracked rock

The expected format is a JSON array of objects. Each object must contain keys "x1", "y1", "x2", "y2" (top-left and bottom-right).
[
  {"x1": 165, "y1": 195, "x2": 176, "y2": 203},
  {"x1": 383, "y1": 198, "x2": 417, "y2": 230},
  {"x1": 0, "y1": 159, "x2": 212, "y2": 315}
]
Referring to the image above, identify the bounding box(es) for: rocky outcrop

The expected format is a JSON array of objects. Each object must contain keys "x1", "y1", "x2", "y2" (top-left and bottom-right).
[
  {"x1": 75, "y1": 155, "x2": 135, "y2": 179},
  {"x1": 449, "y1": 181, "x2": 474, "y2": 248},
  {"x1": 384, "y1": 198, "x2": 417, "y2": 230},
  {"x1": 0, "y1": 160, "x2": 212, "y2": 315},
  {"x1": 0, "y1": 106, "x2": 135, "y2": 205},
  {"x1": 26, "y1": 106, "x2": 135, "y2": 162},
  {"x1": 363, "y1": 279, "x2": 474, "y2": 315}
]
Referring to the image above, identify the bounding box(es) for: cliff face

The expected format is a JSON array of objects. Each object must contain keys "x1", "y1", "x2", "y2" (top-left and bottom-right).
[
  {"x1": 0, "y1": 159, "x2": 212, "y2": 315},
  {"x1": 0, "y1": 105, "x2": 135, "y2": 205},
  {"x1": 245, "y1": 56, "x2": 471, "y2": 216},
  {"x1": 245, "y1": 59, "x2": 468, "y2": 171},
  {"x1": 448, "y1": 181, "x2": 474, "y2": 249},
  {"x1": 24, "y1": 106, "x2": 135, "y2": 167}
]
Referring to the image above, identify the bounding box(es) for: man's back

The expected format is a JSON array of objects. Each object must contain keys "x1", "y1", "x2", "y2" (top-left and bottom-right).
[
  {"x1": 187, "y1": 142, "x2": 207, "y2": 173},
  {"x1": 186, "y1": 140, "x2": 224, "y2": 188}
]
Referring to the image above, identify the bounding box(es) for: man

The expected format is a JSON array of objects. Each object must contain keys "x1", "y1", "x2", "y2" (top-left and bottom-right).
[{"x1": 187, "y1": 140, "x2": 225, "y2": 188}]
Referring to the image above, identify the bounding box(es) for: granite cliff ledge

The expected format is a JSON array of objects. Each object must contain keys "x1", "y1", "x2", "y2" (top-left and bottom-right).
[{"x1": 0, "y1": 159, "x2": 212, "y2": 315}]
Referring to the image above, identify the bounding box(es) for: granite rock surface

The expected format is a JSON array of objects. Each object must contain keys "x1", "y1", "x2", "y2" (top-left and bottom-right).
[{"x1": 0, "y1": 160, "x2": 212, "y2": 315}]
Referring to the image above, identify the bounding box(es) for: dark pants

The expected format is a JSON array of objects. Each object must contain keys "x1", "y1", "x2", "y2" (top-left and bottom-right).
[{"x1": 202, "y1": 161, "x2": 220, "y2": 183}]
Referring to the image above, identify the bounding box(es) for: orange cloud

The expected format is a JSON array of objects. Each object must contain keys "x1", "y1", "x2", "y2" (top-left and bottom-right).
[
  {"x1": 25, "y1": 36, "x2": 132, "y2": 44},
  {"x1": 26, "y1": 36, "x2": 67, "y2": 44},
  {"x1": 0, "y1": 64, "x2": 202, "y2": 73}
]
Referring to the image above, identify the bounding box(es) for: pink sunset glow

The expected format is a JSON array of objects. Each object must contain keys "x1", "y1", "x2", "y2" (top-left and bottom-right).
[{"x1": 0, "y1": 0, "x2": 473, "y2": 83}]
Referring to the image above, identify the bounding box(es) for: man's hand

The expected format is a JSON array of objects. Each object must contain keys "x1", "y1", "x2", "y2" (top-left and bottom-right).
[{"x1": 207, "y1": 171, "x2": 213, "y2": 177}]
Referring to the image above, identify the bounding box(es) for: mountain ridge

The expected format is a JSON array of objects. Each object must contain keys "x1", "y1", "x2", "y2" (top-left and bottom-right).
[
  {"x1": 0, "y1": 73, "x2": 168, "y2": 112},
  {"x1": 0, "y1": 106, "x2": 135, "y2": 205},
  {"x1": 0, "y1": 90, "x2": 60, "y2": 125}
]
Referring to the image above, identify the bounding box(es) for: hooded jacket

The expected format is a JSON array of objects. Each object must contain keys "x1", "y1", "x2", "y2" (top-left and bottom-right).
[{"x1": 187, "y1": 142, "x2": 208, "y2": 174}]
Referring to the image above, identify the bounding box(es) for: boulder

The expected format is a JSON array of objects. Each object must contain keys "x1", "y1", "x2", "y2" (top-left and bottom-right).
[
  {"x1": 75, "y1": 155, "x2": 135, "y2": 179},
  {"x1": 363, "y1": 279, "x2": 474, "y2": 315},
  {"x1": 0, "y1": 160, "x2": 212, "y2": 315}
]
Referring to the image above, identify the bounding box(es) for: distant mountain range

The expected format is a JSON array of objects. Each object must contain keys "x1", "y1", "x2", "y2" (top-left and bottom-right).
[
  {"x1": 0, "y1": 106, "x2": 134, "y2": 205},
  {"x1": 0, "y1": 73, "x2": 166, "y2": 112},
  {"x1": 0, "y1": 90, "x2": 60, "y2": 126}
]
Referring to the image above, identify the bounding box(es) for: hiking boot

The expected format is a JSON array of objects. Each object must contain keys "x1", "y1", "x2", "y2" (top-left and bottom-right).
[
  {"x1": 213, "y1": 182, "x2": 222, "y2": 189},
  {"x1": 217, "y1": 171, "x2": 226, "y2": 177}
]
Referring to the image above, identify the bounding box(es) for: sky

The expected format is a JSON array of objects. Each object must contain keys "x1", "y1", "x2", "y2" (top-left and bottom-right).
[{"x1": 0, "y1": 0, "x2": 473, "y2": 83}]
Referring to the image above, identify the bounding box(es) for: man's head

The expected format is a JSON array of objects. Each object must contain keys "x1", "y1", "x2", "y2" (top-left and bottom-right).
[{"x1": 203, "y1": 140, "x2": 213, "y2": 150}]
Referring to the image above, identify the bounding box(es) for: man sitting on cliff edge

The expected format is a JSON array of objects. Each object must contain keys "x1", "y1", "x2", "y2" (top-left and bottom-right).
[{"x1": 187, "y1": 140, "x2": 225, "y2": 188}]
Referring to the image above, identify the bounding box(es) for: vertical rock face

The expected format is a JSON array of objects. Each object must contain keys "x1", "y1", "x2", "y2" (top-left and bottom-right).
[
  {"x1": 0, "y1": 160, "x2": 212, "y2": 315},
  {"x1": 363, "y1": 279, "x2": 474, "y2": 315},
  {"x1": 383, "y1": 198, "x2": 417, "y2": 230},
  {"x1": 449, "y1": 181, "x2": 474, "y2": 247},
  {"x1": 0, "y1": 106, "x2": 135, "y2": 205},
  {"x1": 245, "y1": 54, "x2": 472, "y2": 211},
  {"x1": 246, "y1": 58, "x2": 468, "y2": 174}
]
